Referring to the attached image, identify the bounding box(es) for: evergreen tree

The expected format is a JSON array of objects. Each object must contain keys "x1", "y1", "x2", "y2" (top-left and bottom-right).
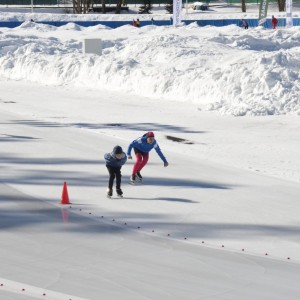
[
  {"x1": 165, "y1": 0, "x2": 173, "y2": 14},
  {"x1": 101, "y1": 0, "x2": 106, "y2": 14},
  {"x1": 241, "y1": 0, "x2": 246, "y2": 12},
  {"x1": 139, "y1": 0, "x2": 153, "y2": 14},
  {"x1": 116, "y1": 0, "x2": 123, "y2": 13},
  {"x1": 277, "y1": 0, "x2": 285, "y2": 11}
]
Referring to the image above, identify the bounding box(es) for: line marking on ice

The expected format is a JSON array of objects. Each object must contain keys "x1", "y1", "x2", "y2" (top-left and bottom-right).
[{"x1": 0, "y1": 277, "x2": 90, "y2": 300}]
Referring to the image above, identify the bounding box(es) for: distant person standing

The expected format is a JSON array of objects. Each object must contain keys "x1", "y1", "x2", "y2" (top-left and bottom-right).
[
  {"x1": 136, "y1": 18, "x2": 141, "y2": 28},
  {"x1": 241, "y1": 19, "x2": 249, "y2": 29},
  {"x1": 132, "y1": 19, "x2": 137, "y2": 27},
  {"x1": 272, "y1": 15, "x2": 278, "y2": 29},
  {"x1": 127, "y1": 132, "x2": 168, "y2": 183}
]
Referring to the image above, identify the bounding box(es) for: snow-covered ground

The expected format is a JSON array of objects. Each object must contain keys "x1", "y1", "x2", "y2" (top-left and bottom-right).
[
  {"x1": 1, "y1": 19, "x2": 300, "y2": 117},
  {"x1": 0, "y1": 5, "x2": 300, "y2": 300}
]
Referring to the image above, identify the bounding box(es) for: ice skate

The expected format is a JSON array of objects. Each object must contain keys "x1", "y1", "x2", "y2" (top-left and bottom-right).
[
  {"x1": 130, "y1": 174, "x2": 136, "y2": 184},
  {"x1": 116, "y1": 188, "x2": 123, "y2": 198},
  {"x1": 136, "y1": 171, "x2": 143, "y2": 181},
  {"x1": 107, "y1": 188, "x2": 113, "y2": 199}
]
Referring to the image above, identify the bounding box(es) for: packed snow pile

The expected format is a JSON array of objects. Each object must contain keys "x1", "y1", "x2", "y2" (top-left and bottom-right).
[{"x1": 0, "y1": 21, "x2": 300, "y2": 116}]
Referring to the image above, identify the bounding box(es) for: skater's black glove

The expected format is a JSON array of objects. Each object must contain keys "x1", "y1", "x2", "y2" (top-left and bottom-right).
[{"x1": 164, "y1": 162, "x2": 169, "y2": 167}]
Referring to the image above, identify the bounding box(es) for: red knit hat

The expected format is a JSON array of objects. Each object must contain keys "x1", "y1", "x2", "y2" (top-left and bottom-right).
[{"x1": 147, "y1": 131, "x2": 154, "y2": 137}]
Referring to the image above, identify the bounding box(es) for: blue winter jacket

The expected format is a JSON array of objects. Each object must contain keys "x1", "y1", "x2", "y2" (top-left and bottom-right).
[
  {"x1": 127, "y1": 134, "x2": 167, "y2": 163},
  {"x1": 104, "y1": 152, "x2": 127, "y2": 168}
]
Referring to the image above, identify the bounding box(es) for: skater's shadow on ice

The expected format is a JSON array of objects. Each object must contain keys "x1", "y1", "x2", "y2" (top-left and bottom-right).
[
  {"x1": 74, "y1": 122, "x2": 205, "y2": 134},
  {"x1": 123, "y1": 197, "x2": 198, "y2": 203},
  {"x1": 143, "y1": 177, "x2": 230, "y2": 190},
  {"x1": 0, "y1": 134, "x2": 40, "y2": 142},
  {"x1": 9, "y1": 119, "x2": 205, "y2": 134}
]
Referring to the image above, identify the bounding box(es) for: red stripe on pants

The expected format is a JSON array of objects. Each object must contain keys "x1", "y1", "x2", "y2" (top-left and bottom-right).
[{"x1": 132, "y1": 152, "x2": 149, "y2": 175}]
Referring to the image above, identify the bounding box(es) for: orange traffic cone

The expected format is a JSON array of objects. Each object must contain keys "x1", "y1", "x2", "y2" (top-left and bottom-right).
[{"x1": 61, "y1": 181, "x2": 71, "y2": 204}]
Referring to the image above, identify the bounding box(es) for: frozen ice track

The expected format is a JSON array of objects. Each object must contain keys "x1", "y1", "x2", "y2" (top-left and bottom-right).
[{"x1": 1, "y1": 183, "x2": 300, "y2": 300}]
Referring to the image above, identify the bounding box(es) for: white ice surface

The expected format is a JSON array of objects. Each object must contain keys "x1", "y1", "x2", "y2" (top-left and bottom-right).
[
  {"x1": 1, "y1": 80, "x2": 300, "y2": 299},
  {"x1": 1, "y1": 182, "x2": 300, "y2": 300}
]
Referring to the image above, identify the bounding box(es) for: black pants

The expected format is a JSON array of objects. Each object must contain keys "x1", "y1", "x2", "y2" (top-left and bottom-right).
[{"x1": 106, "y1": 166, "x2": 122, "y2": 190}]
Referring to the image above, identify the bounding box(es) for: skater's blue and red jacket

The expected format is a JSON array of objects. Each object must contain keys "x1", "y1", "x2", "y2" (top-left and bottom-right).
[
  {"x1": 104, "y1": 152, "x2": 127, "y2": 168},
  {"x1": 127, "y1": 133, "x2": 167, "y2": 163}
]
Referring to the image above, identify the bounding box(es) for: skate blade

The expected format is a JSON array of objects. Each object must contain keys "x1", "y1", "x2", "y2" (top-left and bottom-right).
[{"x1": 130, "y1": 181, "x2": 142, "y2": 185}]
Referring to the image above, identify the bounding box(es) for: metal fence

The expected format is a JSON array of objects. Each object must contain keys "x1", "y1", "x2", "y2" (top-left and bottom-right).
[
  {"x1": 1, "y1": 0, "x2": 300, "y2": 7},
  {"x1": 0, "y1": 0, "x2": 187, "y2": 5},
  {"x1": 227, "y1": 0, "x2": 300, "y2": 3},
  {"x1": 0, "y1": 0, "x2": 70, "y2": 5}
]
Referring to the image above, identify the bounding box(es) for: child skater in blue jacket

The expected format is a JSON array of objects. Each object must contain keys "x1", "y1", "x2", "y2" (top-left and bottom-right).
[
  {"x1": 127, "y1": 132, "x2": 168, "y2": 183},
  {"x1": 104, "y1": 145, "x2": 127, "y2": 198}
]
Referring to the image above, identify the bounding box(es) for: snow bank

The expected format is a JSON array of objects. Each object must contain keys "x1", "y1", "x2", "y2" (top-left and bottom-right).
[{"x1": 0, "y1": 21, "x2": 300, "y2": 116}]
